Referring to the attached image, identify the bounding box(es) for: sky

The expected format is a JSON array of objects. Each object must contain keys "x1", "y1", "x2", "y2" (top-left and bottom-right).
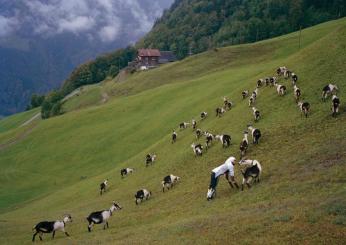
[{"x1": 0, "y1": 0, "x2": 173, "y2": 43}]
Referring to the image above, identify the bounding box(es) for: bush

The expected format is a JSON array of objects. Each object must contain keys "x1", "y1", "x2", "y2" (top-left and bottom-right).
[{"x1": 41, "y1": 91, "x2": 63, "y2": 119}]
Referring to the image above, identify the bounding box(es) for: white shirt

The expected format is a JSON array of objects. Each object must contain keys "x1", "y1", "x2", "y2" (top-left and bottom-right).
[{"x1": 212, "y1": 157, "x2": 235, "y2": 178}]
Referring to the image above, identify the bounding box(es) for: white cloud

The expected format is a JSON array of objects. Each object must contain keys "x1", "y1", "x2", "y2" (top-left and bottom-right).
[
  {"x1": 99, "y1": 24, "x2": 121, "y2": 42},
  {"x1": 57, "y1": 16, "x2": 95, "y2": 34},
  {"x1": 0, "y1": 15, "x2": 18, "y2": 37},
  {"x1": 0, "y1": 0, "x2": 173, "y2": 42}
]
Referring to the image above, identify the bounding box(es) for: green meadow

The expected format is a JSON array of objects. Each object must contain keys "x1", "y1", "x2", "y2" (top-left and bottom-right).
[{"x1": 0, "y1": 18, "x2": 345, "y2": 244}]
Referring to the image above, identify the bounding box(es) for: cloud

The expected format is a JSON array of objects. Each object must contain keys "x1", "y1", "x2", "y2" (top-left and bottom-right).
[
  {"x1": 57, "y1": 16, "x2": 95, "y2": 34},
  {"x1": 0, "y1": 0, "x2": 173, "y2": 42},
  {"x1": 99, "y1": 24, "x2": 121, "y2": 42},
  {"x1": 0, "y1": 15, "x2": 18, "y2": 37}
]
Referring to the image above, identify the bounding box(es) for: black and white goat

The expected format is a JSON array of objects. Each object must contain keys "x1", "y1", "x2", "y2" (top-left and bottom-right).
[
  {"x1": 252, "y1": 88, "x2": 258, "y2": 98},
  {"x1": 239, "y1": 131, "x2": 249, "y2": 159},
  {"x1": 269, "y1": 77, "x2": 277, "y2": 87},
  {"x1": 249, "y1": 93, "x2": 256, "y2": 107},
  {"x1": 179, "y1": 122, "x2": 190, "y2": 129},
  {"x1": 252, "y1": 107, "x2": 260, "y2": 122},
  {"x1": 331, "y1": 95, "x2": 340, "y2": 117},
  {"x1": 215, "y1": 134, "x2": 231, "y2": 148},
  {"x1": 135, "y1": 189, "x2": 151, "y2": 205},
  {"x1": 242, "y1": 90, "x2": 249, "y2": 99},
  {"x1": 191, "y1": 143, "x2": 203, "y2": 156},
  {"x1": 87, "y1": 202, "x2": 122, "y2": 232},
  {"x1": 204, "y1": 132, "x2": 215, "y2": 149},
  {"x1": 265, "y1": 77, "x2": 270, "y2": 86},
  {"x1": 120, "y1": 168, "x2": 134, "y2": 178},
  {"x1": 145, "y1": 154, "x2": 157, "y2": 167},
  {"x1": 275, "y1": 84, "x2": 286, "y2": 96},
  {"x1": 32, "y1": 215, "x2": 72, "y2": 242},
  {"x1": 196, "y1": 129, "x2": 203, "y2": 139},
  {"x1": 247, "y1": 125, "x2": 261, "y2": 144},
  {"x1": 293, "y1": 85, "x2": 301, "y2": 103},
  {"x1": 291, "y1": 73, "x2": 298, "y2": 85},
  {"x1": 298, "y1": 101, "x2": 310, "y2": 118},
  {"x1": 322, "y1": 84, "x2": 338, "y2": 101},
  {"x1": 192, "y1": 119, "x2": 197, "y2": 130},
  {"x1": 270, "y1": 77, "x2": 277, "y2": 87},
  {"x1": 162, "y1": 174, "x2": 180, "y2": 192},
  {"x1": 284, "y1": 69, "x2": 292, "y2": 79},
  {"x1": 216, "y1": 107, "x2": 226, "y2": 117},
  {"x1": 201, "y1": 112, "x2": 208, "y2": 120},
  {"x1": 172, "y1": 131, "x2": 177, "y2": 143},
  {"x1": 248, "y1": 89, "x2": 258, "y2": 107},
  {"x1": 277, "y1": 66, "x2": 287, "y2": 76},
  {"x1": 238, "y1": 159, "x2": 262, "y2": 190},
  {"x1": 257, "y1": 79, "x2": 264, "y2": 88},
  {"x1": 100, "y1": 179, "x2": 108, "y2": 195},
  {"x1": 224, "y1": 101, "x2": 233, "y2": 110}
]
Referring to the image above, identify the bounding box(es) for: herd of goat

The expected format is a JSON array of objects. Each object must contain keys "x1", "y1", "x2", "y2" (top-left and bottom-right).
[{"x1": 32, "y1": 66, "x2": 341, "y2": 241}]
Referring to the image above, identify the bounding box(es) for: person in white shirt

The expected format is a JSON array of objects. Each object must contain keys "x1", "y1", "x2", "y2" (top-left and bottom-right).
[{"x1": 207, "y1": 156, "x2": 239, "y2": 200}]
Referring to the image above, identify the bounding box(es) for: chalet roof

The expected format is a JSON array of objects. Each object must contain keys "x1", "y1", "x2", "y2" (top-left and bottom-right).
[
  {"x1": 159, "y1": 51, "x2": 177, "y2": 63},
  {"x1": 138, "y1": 49, "x2": 161, "y2": 57}
]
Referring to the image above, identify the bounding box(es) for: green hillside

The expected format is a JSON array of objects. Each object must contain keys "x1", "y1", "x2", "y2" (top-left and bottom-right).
[
  {"x1": 140, "y1": 0, "x2": 346, "y2": 58},
  {"x1": 0, "y1": 108, "x2": 40, "y2": 134},
  {"x1": 0, "y1": 18, "x2": 346, "y2": 244}
]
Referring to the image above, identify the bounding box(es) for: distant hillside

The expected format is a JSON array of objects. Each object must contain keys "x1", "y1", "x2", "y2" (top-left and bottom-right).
[
  {"x1": 0, "y1": 35, "x2": 127, "y2": 117},
  {"x1": 139, "y1": 0, "x2": 346, "y2": 58}
]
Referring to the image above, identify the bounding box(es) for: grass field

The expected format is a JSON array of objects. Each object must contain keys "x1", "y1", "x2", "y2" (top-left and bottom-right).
[
  {"x1": 0, "y1": 108, "x2": 40, "y2": 134},
  {"x1": 0, "y1": 18, "x2": 346, "y2": 244}
]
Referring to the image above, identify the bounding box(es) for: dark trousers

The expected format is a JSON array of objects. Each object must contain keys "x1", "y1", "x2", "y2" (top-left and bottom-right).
[{"x1": 209, "y1": 172, "x2": 219, "y2": 189}]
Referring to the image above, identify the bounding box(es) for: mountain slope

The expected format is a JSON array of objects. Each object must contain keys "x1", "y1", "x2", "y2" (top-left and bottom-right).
[
  {"x1": 139, "y1": 0, "x2": 346, "y2": 58},
  {"x1": 0, "y1": 18, "x2": 345, "y2": 244}
]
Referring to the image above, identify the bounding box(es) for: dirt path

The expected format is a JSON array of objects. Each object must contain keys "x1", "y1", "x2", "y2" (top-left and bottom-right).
[
  {"x1": 61, "y1": 88, "x2": 82, "y2": 102},
  {"x1": 20, "y1": 112, "x2": 41, "y2": 127}
]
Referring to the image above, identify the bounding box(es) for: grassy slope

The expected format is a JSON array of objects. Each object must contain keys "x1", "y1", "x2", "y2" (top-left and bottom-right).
[
  {"x1": 0, "y1": 18, "x2": 346, "y2": 244},
  {"x1": 62, "y1": 84, "x2": 103, "y2": 112},
  {"x1": 0, "y1": 108, "x2": 40, "y2": 134}
]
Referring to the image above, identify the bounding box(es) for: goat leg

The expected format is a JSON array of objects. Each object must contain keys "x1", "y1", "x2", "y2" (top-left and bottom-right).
[
  {"x1": 32, "y1": 232, "x2": 38, "y2": 242},
  {"x1": 228, "y1": 181, "x2": 234, "y2": 188}
]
